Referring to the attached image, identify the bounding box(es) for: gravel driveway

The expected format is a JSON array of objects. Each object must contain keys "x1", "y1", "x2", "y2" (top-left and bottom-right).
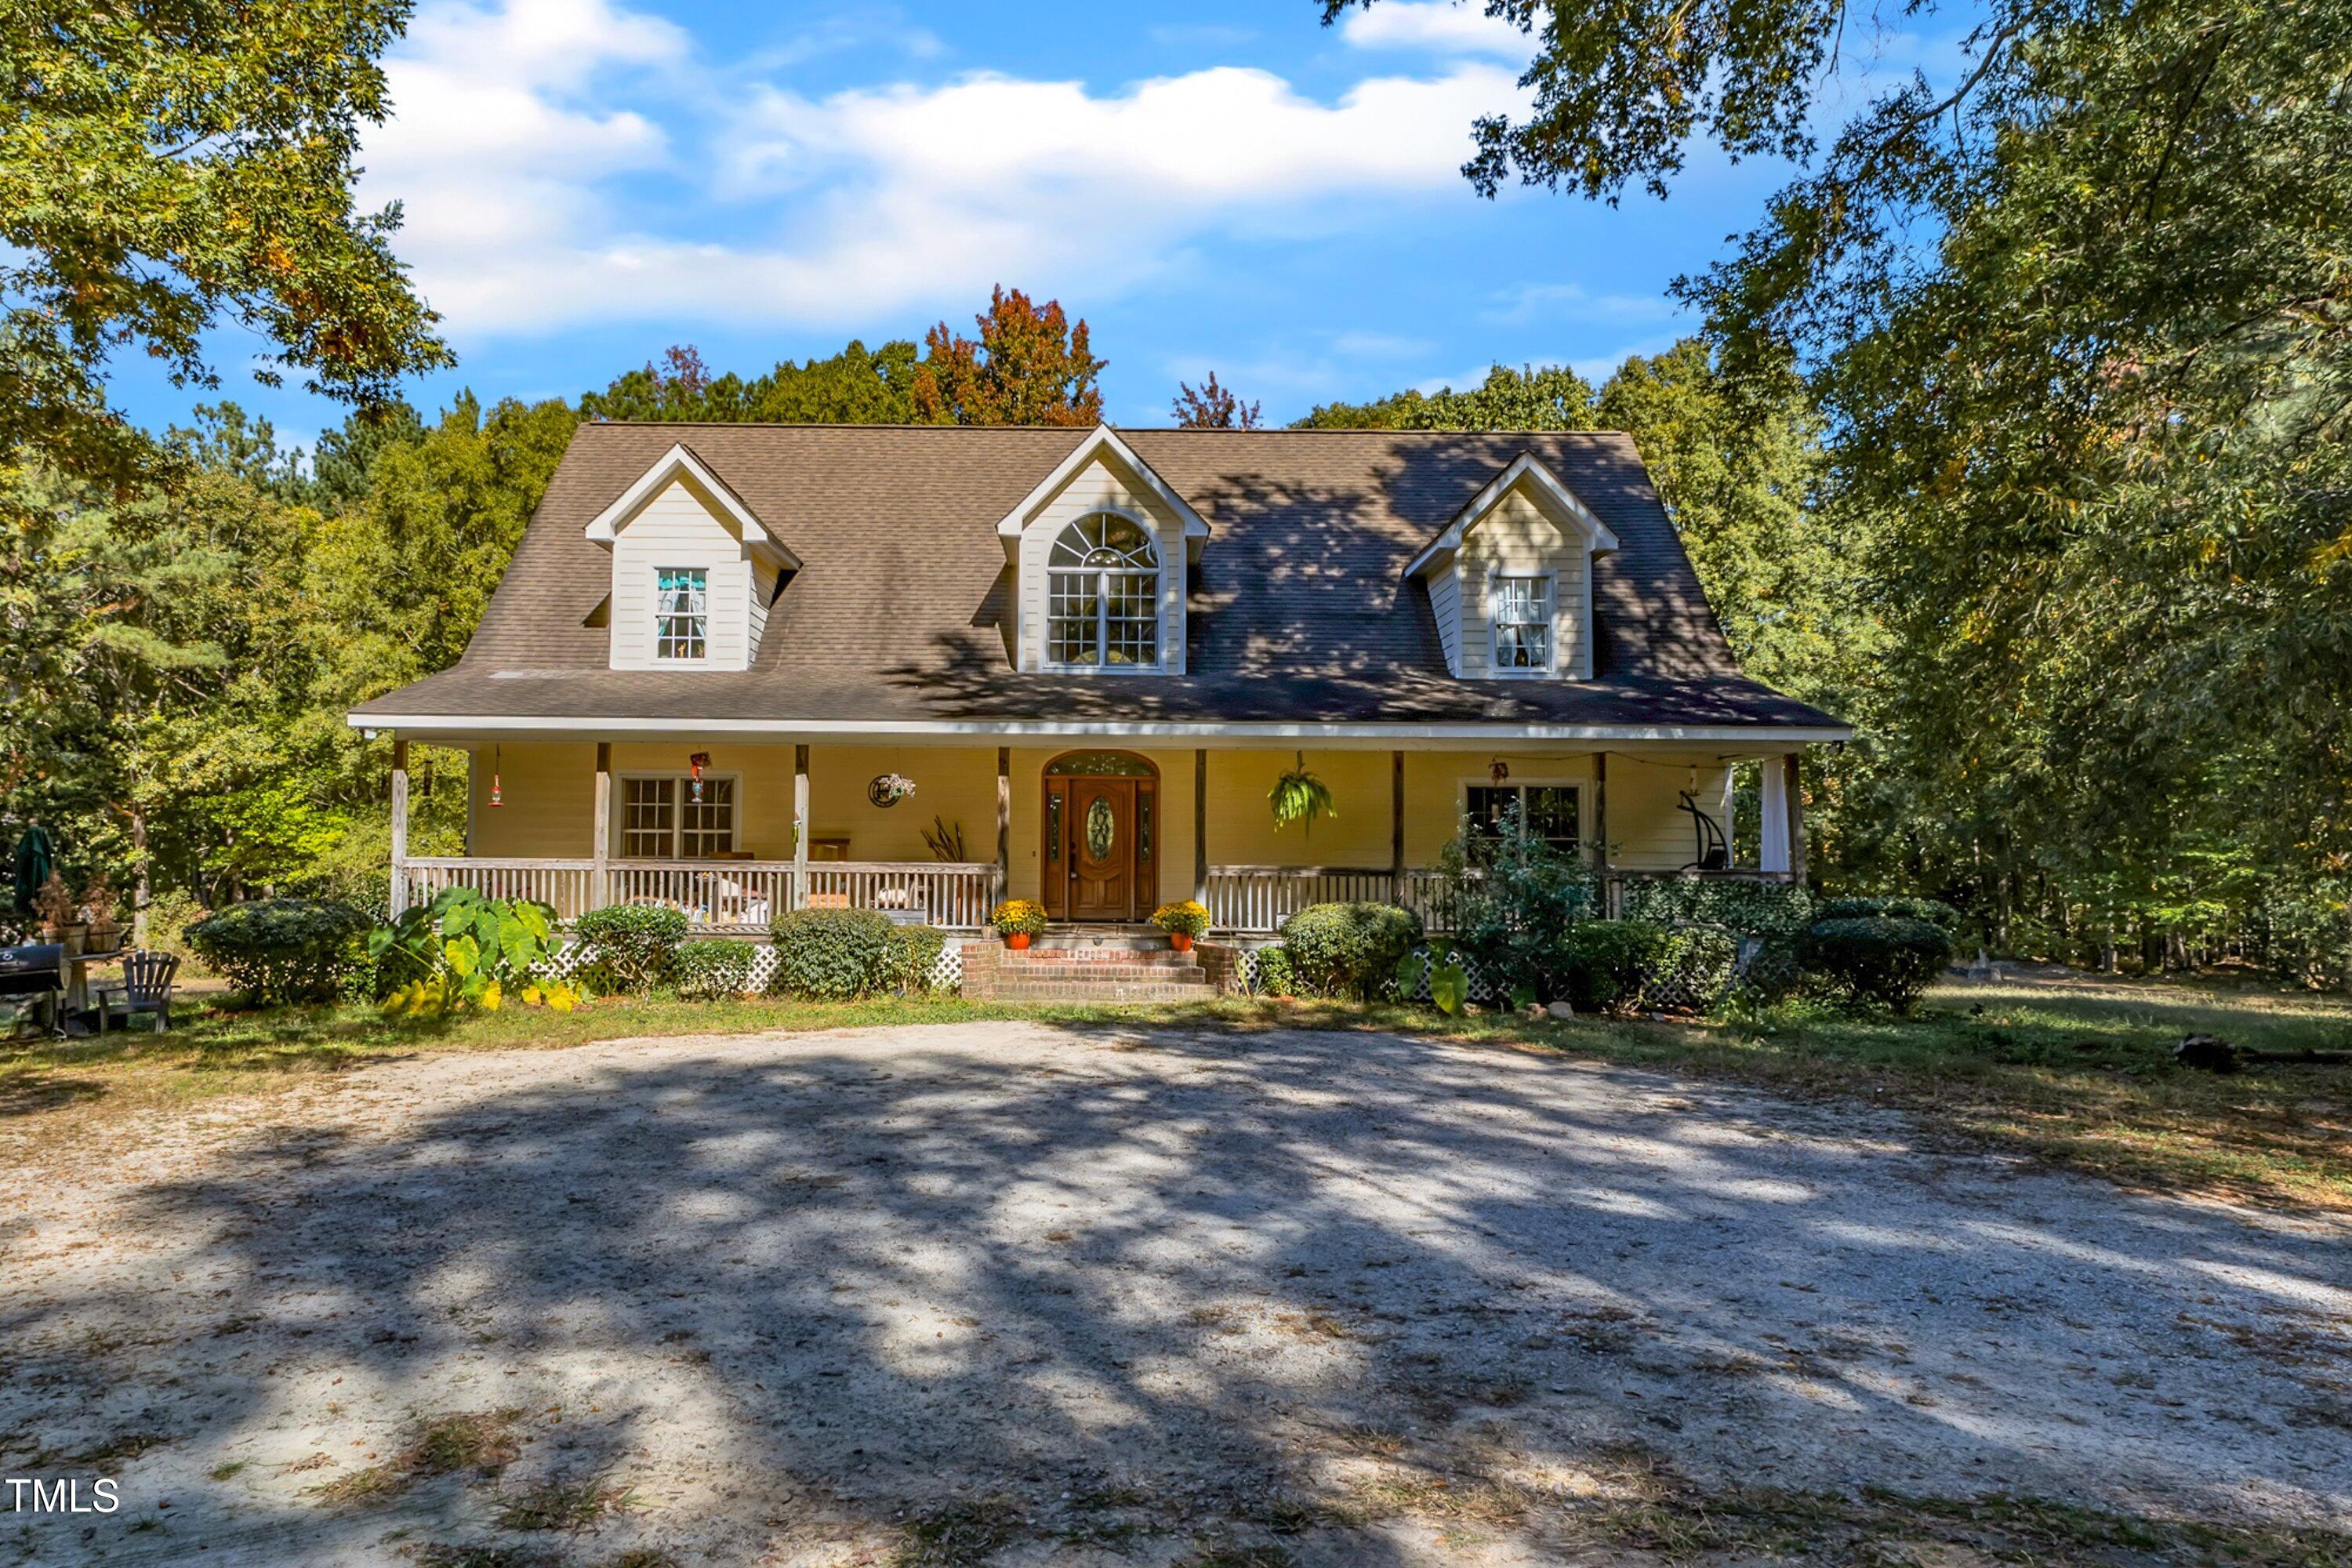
[{"x1": 4, "y1": 1020, "x2": 2349, "y2": 1566}]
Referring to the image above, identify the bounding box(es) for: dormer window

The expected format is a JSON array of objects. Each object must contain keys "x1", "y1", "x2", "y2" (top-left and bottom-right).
[
  {"x1": 1047, "y1": 513, "x2": 1160, "y2": 667},
  {"x1": 1492, "y1": 575, "x2": 1554, "y2": 671},
  {"x1": 655, "y1": 568, "x2": 708, "y2": 661}
]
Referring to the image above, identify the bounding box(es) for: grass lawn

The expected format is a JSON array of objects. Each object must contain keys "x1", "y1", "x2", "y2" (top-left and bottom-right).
[{"x1": 5, "y1": 973, "x2": 2350, "y2": 1207}]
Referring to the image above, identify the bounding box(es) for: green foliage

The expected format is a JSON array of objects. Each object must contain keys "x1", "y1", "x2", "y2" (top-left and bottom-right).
[
  {"x1": 1619, "y1": 876, "x2": 1817, "y2": 939},
  {"x1": 1554, "y1": 920, "x2": 1671, "y2": 1015},
  {"x1": 1397, "y1": 944, "x2": 1472, "y2": 1015},
  {"x1": 577, "y1": 341, "x2": 926, "y2": 424},
  {"x1": 1645, "y1": 926, "x2": 1742, "y2": 1014},
  {"x1": 990, "y1": 899, "x2": 1048, "y2": 938},
  {"x1": 368, "y1": 887, "x2": 573, "y2": 1016},
  {"x1": 1297, "y1": 363, "x2": 1599, "y2": 431},
  {"x1": 572, "y1": 904, "x2": 690, "y2": 994},
  {"x1": 1800, "y1": 918, "x2": 1955, "y2": 1014},
  {"x1": 1268, "y1": 752, "x2": 1336, "y2": 837},
  {"x1": 883, "y1": 925, "x2": 949, "y2": 995},
  {"x1": 1436, "y1": 812, "x2": 1601, "y2": 1002},
  {"x1": 1249, "y1": 944, "x2": 1298, "y2": 998},
  {"x1": 672, "y1": 939, "x2": 757, "y2": 1000},
  {"x1": 1279, "y1": 902, "x2": 1424, "y2": 1000},
  {"x1": 186, "y1": 898, "x2": 373, "y2": 1004},
  {"x1": 0, "y1": 0, "x2": 452, "y2": 483},
  {"x1": 1151, "y1": 900, "x2": 1210, "y2": 938},
  {"x1": 1816, "y1": 897, "x2": 1963, "y2": 935},
  {"x1": 768, "y1": 908, "x2": 896, "y2": 1000}
]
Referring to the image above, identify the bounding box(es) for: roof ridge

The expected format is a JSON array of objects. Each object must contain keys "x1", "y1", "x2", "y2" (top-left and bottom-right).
[{"x1": 573, "y1": 420, "x2": 1635, "y2": 437}]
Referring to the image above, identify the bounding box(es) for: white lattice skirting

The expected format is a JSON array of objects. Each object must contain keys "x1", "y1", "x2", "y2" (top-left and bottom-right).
[{"x1": 543, "y1": 936, "x2": 968, "y2": 995}]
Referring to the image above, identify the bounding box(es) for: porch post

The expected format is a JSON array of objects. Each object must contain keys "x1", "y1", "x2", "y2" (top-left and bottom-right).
[
  {"x1": 1193, "y1": 749, "x2": 1209, "y2": 905},
  {"x1": 1389, "y1": 750, "x2": 1405, "y2": 891},
  {"x1": 1785, "y1": 752, "x2": 1808, "y2": 884},
  {"x1": 793, "y1": 744, "x2": 811, "y2": 910},
  {"x1": 388, "y1": 738, "x2": 409, "y2": 916},
  {"x1": 592, "y1": 742, "x2": 612, "y2": 909},
  {"x1": 995, "y1": 746, "x2": 1011, "y2": 908},
  {"x1": 1591, "y1": 751, "x2": 1612, "y2": 915}
]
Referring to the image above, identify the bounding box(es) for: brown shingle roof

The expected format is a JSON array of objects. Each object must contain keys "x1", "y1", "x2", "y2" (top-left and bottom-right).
[{"x1": 353, "y1": 423, "x2": 1845, "y2": 733}]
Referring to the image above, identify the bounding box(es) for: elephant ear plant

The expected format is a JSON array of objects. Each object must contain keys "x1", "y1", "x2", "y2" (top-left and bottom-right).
[{"x1": 370, "y1": 887, "x2": 578, "y2": 1015}]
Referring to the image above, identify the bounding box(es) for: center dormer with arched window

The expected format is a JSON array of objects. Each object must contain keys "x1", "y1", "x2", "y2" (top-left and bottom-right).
[{"x1": 997, "y1": 426, "x2": 1209, "y2": 674}]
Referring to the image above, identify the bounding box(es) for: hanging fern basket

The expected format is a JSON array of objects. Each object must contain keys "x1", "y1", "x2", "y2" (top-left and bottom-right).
[{"x1": 1268, "y1": 751, "x2": 1336, "y2": 838}]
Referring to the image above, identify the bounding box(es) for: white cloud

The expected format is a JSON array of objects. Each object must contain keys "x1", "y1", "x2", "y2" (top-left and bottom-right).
[
  {"x1": 1338, "y1": 1, "x2": 1534, "y2": 60},
  {"x1": 1480, "y1": 281, "x2": 1676, "y2": 326},
  {"x1": 362, "y1": 0, "x2": 1528, "y2": 337}
]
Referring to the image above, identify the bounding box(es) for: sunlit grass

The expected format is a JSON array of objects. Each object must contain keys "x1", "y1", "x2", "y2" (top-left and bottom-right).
[{"x1": 5, "y1": 975, "x2": 2348, "y2": 1207}]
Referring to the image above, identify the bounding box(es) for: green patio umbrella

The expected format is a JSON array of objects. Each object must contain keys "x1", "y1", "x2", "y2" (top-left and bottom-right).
[{"x1": 12, "y1": 824, "x2": 54, "y2": 916}]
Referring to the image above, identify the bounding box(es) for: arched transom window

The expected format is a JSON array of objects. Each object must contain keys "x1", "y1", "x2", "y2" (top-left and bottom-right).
[{"x1": 1047, "y1": 512, "x2": 1160, "y2": 667}]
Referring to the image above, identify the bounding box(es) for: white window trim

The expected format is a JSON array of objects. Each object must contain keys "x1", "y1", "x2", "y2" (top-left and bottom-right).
[
  {"x1": 652, "y1": 566, "x2": 711, "y2": 666},
  {"x1": 1040, "y1": 507, "x2": 1170, "y2": 676},
  {"x1": 613, "y1": 770, "x2": 743, "y2": 859},
  {"x1": 1485, "y1": 568, "x2": 1560, "y2": 680},
  {"x1": 1457, "y1": 776, "x2": 1588, "y2": 855}
]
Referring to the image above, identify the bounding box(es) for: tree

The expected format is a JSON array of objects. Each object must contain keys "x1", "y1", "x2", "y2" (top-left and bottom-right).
[
  {"x1": 911, "y1": 286, "x2": 1105, "y2": 426},
  {"x1": 1296, "y1": 364, "x2": 1599, "y2": 430},
  {"x1": 2, "y1": 1, "x2": 452, "y2": 480},
  {"x1": 579, "y1": 339, "x2": 924, "y2": 425},
  {"x1": 1172, "y1": 373, "x2": 1262, "y2": 429}
]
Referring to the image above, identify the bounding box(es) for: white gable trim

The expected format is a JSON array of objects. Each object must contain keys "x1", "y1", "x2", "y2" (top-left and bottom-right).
[
  {"x1": 1404, "y1": 452, "x2": 1621, "y2": 579},
  {"x1": 584, "y1": 443, "x2": 800, "y2": 571},
  {"x1": 996, "y1": 425, "x2": 1211, "y2": 550}
]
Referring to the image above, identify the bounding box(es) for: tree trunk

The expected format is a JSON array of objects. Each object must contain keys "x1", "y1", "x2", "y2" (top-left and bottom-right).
[{"x1": 130, "y1": 804, "x2": 151, "y2": 949}]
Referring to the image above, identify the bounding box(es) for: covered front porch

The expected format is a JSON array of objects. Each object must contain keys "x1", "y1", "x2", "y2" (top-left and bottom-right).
[{"x1": 384, "y1": 736, "x2": 1813, "y2": 938}]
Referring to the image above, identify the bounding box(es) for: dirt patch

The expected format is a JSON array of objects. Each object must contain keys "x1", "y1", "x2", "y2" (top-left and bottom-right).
[{"x1": 2, "y1": 1019, "x2": 2349, "y2": 1566}]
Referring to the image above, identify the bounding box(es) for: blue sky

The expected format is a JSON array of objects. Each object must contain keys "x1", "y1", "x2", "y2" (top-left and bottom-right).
[{"x1": 109, "y1": 0, "x2": 1975, "y2": 450}]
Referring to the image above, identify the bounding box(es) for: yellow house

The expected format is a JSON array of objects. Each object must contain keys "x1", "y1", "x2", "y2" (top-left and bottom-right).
[{"x1": 348, "y1": 423, "x2": 1847, "y2": 940}]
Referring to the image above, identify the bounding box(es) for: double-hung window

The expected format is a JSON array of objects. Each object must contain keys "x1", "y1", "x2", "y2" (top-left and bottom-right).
[
  {"x1": 1047, "y1": 513, "x2": 1160, "y2": 667},
  {"x1": 620, "y1": 775, "x2": 735, "y2": 858},
  {"x1": 1466, "y1": 783, "x2": 1582, "y2": 857},
  {"x1": 1491, "y1": 574, "x2": 1553, "y2": 671},
  {"x1": 655, "y1": 568, "x2": 708, "y2": 661}
]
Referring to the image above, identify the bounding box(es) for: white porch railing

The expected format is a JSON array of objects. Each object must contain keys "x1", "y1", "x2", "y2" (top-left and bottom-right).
[
  {"x1": 396, "y1": 858, "x2": 1000, "y2": 932},
  {"x1": 1206, "y1": 866, "x2": 1455, "y2": 937}
]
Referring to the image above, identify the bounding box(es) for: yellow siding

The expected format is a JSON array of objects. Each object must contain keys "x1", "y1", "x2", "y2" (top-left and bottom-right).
[
  {"x1": 465, "y1": 742, "x2": 1726, "y2": 882},
  {"x1": 1014, "y1": 456, "x2": 1188, "y2": 673}
]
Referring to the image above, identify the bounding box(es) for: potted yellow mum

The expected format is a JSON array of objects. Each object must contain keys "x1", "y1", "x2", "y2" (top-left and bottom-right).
[
  {"x1": 991, "y1": 898, "x2": 1048, "y2": 950},
  {"x1": 1151, "y1": 899, "x2": 1210, "y2": 953}
]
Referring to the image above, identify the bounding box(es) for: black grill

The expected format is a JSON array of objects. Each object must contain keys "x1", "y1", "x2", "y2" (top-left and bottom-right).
[{"x1": 0, "y1": 943, "x2": 65, "y2": 999}]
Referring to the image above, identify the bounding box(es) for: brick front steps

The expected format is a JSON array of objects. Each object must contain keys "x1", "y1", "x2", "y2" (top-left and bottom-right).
[{"x1": 961, "y1": 930, "x2": 1241, "y2": 1003}]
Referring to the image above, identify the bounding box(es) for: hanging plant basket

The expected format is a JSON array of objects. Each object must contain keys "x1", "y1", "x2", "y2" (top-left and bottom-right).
[
  {"x1": 1268, "y1": 751, "x2": 1335, "y2": 838},
  {"x1": 867, "y1": 773, "x2": 917, "y2": 808}
]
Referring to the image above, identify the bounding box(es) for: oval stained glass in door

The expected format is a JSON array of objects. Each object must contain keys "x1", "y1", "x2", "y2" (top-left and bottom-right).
[{"x1": 1085, "y1": 797, "x2": 1116, "y2": 861}]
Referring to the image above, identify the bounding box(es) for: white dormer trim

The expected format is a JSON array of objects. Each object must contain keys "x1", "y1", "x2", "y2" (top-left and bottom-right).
[
  {"x1": 584, "y1": 443, "x2": 800, "y2": 571},
  {"x1": 996, "y1": 425, "x2": 1210, "y2": 562},
  {"x1": 1403, "y1": 452, "x2": 1620, "y2": 579}
]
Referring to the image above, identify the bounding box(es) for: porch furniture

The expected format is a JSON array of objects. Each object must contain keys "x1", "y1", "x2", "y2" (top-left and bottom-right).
[
  {"x1": 94, "y1": 950, "x2": 180, "y2": 1034},
  {"x1": 0, "y1": 942, "x2": 66, "y2": 1037}
]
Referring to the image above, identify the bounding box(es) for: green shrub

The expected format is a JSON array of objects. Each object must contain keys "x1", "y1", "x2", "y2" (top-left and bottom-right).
[
  {"x1": 883, "y1": 924, "x2": 949, "y2": 994},
  {"x1": 1250, "y1": 943, "x2": 1298, "y2": 997},
  {"x1": 1554, "y1": 919, "x2": 1671, "y2": 1014},
  {"x1": 1800, "y1": 916, "x2": 1954, "y2": 1013},
  {"x1": 572, "y1": 903, "x2": 689, "y2": 993},
  {"x1": 1279, "y1": 902, "x2": 1424, "y2": 999},
  {"x1": 1644, "y1": 925, "x2": 1740, "y2": 1014},
  {"x1": 368, "y1": 887, "x2": 575, "y2": 1014},
  {"x1": 673, "y1": 939, "x2": 757, "y2": 1000},
  {"x1": 142, "y1": 889, "x2": 212, "y2": 962},
  {"x1": 1816, "y1": 895, "x2": 1963, "y2": 933},
  {"x1": 1436, "y1": 815, "x2": 1601, "y2": 1001},
  {"x1": 769, "y1": 907, "x2": 895, "y2": 999},
  {"x1": 1620, "y1": 877, "x2": 1815, "y2": 939},
  {"x1": 187, "y1": 898, "x2": 374, "y2": 1004}
]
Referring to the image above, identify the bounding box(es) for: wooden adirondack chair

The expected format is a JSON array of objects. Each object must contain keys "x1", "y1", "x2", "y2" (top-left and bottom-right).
[{"x1": 96, "y1": 950, "x2": 179, "y2": 1034}]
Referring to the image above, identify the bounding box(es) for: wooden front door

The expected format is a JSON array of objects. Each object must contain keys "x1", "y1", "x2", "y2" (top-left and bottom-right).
[
  {"x1": 1069, "y1": 777, "x2": 1135, "y2": 920},
  {"x1": 1044, "y1": 758, "x2": 1159, "y2": 922}
]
